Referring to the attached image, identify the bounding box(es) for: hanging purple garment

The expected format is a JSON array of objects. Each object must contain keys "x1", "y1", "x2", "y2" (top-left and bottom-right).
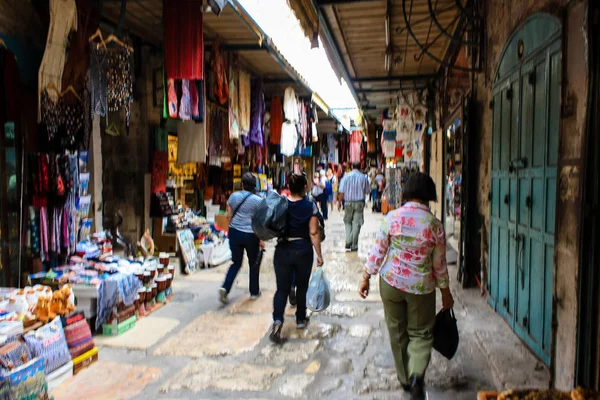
[{"x1": 248, "y1": 78, "x2": 265, "y2": 146}]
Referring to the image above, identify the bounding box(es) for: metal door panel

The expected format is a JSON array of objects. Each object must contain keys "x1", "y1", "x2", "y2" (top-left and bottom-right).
[
  {"x1": 509, "y1": 178, "x2": 518, "y2": 223},
  {"x1": 490, "y1": 22, "x2": 560, "y2": 365},
  {"x1": 547, "y1": 51, "x2": 561, "y2": 167},
  {"x1": 500, "y1": 88, "x2": 512, "y2": 170},
  {"x1": 531, "y1": 177, "x2": 544, "y2": 231},
  {"x1": 516, "y1": 235, "x2": 531, "y2": 330},
  {"x1": 489, "y1": 224, "x2": 500, "y2": 304},
  {"x1": 500, "y1": 178, "x2": 511, "y2": 220},
  {"x1": 546, "y1": 178, "x2": 556, "y2": 235},
  {"x1": 498, "y1": 225, "x2": 512, "y2": 319},
  {"x1": 543, "y1": 243, "x2": 554, "y2": 357},
  {"x1": 533, "y1": 61, "x2": 548, "y2": 168},
  {"x1": 518, "y1": 178, "x2": 531, "y2": 227}
]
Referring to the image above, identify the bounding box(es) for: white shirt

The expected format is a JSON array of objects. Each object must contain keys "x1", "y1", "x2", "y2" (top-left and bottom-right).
[
  {"x1": 312, "y1": 176, "x2": 326, "y2": 197},
  {"x1": 281, "y1": 121, "x2": 297, "y2": 156},
  {"x1": 283, "y1": 87, "x2": 300, "y2": 122}
]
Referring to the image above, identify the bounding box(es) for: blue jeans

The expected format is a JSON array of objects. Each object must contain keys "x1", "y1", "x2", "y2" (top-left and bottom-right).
[
  {"x1": 222, "y1": 227, "x2": 261, "y2": 296},
  {"x1": 273, "y1": 242, "x2": 313, "y2": 323},
  {"x1": 371, "y1": 188, "x2": 378, "y2": 202}
]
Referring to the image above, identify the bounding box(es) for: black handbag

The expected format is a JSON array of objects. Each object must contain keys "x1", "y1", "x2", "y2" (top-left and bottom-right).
[{"x1": 432, "y1": 308, "x2": 459, "y2": 359}]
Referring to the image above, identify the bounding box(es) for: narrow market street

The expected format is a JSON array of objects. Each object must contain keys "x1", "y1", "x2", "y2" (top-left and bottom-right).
[{"x1": 51, "y1": 206, "x2": 549, "y2": 400}]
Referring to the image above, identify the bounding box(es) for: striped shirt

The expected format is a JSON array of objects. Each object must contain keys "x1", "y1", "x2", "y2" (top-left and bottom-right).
[{"x1": 339, "y1": 169, "x2": 370, "y2": 201}]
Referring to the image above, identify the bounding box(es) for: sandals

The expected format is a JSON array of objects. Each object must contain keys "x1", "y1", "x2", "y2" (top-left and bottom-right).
[{"x1": 269, "y1": 321, "x2": 287, "y2": 344}]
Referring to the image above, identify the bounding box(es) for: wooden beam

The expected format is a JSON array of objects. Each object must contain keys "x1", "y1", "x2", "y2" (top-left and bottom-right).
[
  {"x1": 356, "y1": 85, "x2": 427, "y2": 92},
  {"x1": 317, "y1": 0, "x2": 382, "y2": 5},
  {"x1": 353, "y1": 74, "x2": 436, "y2": 83}
]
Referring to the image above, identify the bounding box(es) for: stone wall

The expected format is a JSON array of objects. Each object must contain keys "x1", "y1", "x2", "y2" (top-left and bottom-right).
[{"x1": 471, "y1": 0, "x2": 587, "y2": 390}]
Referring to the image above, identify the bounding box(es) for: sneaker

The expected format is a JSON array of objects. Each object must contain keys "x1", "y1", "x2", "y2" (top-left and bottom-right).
[
  {"x1": 289, "y1": 288, "x2": 297, "y2": 307},
  {"x1": 219, "y1": 288, "x2": 229, "y2": 305},
  {"x1": 269, "y1": 321, "x2": 286, "y2": 344},
  {"x1": 350, "y1": 247, "x2": 358, "y2": 252},
  {"x1": 250, "y1": 291, "x2": 262, "y2": 300},
  {"x1": 296, "y1": 318, "x2": 310, "y2": 329}
]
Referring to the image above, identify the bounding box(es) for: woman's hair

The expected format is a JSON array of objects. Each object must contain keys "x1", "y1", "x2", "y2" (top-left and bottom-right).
[
  {"x1": 403, "y1": 172, "x2": 437, "y2": 203},
  {"x1": 242, "y1": 172, "x2": 257, "y2": 193},
  {"x1": 289, "y1": 173, "x2": 308, "y2": 196}
]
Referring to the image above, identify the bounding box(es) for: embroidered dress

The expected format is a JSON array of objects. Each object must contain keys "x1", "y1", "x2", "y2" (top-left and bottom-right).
[
  {"x1": 38, "y1": 0, "x2": 78, "y2": 121},
  {"x1": 364, "y1": 202, "x2": 449, "y2": 294}
]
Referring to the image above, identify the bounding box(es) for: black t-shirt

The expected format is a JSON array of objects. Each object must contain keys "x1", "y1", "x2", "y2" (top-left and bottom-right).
[{"x1": 284, "y1": 199, "x2": 318, "y2": 248}]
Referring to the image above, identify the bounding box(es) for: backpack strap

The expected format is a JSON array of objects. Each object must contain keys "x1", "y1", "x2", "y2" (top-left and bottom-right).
[{"x1": 230, "y1": 193, "x2": 252, "y2": 223}]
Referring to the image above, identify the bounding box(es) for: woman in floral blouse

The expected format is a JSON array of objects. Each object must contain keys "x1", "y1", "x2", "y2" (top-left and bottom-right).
[{"x1": 359, "y1": 172, "x2": 454, "y2": 400}]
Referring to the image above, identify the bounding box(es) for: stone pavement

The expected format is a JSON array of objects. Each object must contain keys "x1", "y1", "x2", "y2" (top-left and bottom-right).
[{"x1": 53, "y1": 204, "x2": 550, "y2": 400}]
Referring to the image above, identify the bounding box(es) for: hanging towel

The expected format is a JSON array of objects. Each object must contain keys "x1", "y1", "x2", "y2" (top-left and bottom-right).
[
  {"x1": 177, "y1": 121, "x2": 207, "y2": 164},
  {"x1": 163, "y1": 0, "x2": 204, "y2": 80}
]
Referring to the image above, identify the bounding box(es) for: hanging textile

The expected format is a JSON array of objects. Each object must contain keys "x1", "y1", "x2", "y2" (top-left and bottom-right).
[
  {"x1": 177, "y1": 121, "x2": 206, "y2": 164},
  {"x1": 270, "y1": 97, "x2": 283, "y2": 144},
  {"x1": 327, "y1": 134, "x2": 337, "y2": 164},
  {"x1": 107, "y1": 47, "x2": 134, "y2": 127},
  {"x1": 38, "y1": 0, "x2": 78, "y2": 121},
  {"x1": 238, "y1": 69, "x2": 251, "y2": 135},
  {"x1": 281, "y1": 122, "x2": 298, "y2": 156},
  {"x1": 283, "y1": 87, "x2": 299, "y2": 122},
  {"x1": 62, "y1": 0, "x2": 99, "y2": 95},
  {"x1": 383, "y1": 140, "x2": 396, "y2": 158},
  {"x1": 211, "y1": 43, "x2": 229, "y2": 105},
  {"x1": 90, "y1": 44, "x2": 108, "y2": 118},
  {"x1": 349, "y1": 129, "x2": 362, "y2": 163},
  {"x1": 179, "y1": 79, "x2": 192, "y2": 120},
  {"x1": 196, "y1": 80, "x2": 205, "y2": 122},
  {"x1": 367, "y1": 123, "x2": 376, "y2": 153},
  {"x1": 163, "y1": 0, "x2": 204, "y2": 80},
  {"x1": 228, "y1": 66, "x2": 239, "y2": 139},
  {"x1": 190, "y1": 80, "x2": 200, "y2": 121},
  {"x1": 249, "y1": 78, "x2": 265, "y2": 146}
]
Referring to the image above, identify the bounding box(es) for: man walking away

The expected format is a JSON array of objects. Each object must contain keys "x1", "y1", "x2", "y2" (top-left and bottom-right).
[{"x1": 338, "y1": 162, "x2": 370, "y2": 252}]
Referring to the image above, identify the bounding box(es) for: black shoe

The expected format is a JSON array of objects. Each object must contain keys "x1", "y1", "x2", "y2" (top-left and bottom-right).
[
  {"x1": 296, "y1": 318, "x2": 310, "y2": 329},
  {"x1": 350, "y1": 247, "x2": 358, "y2": 252},
  {"x1": 402, "y1": 384, "x2": 411, "y2": 392},
  {"x1": 289, "y1": 288, "x2": 297, "y2": 307},
  {"x1": 269, "y1": 321, "x2": 287, "y2": 345},
  {"x1": 410, "y1": 376, "x2": 425, "y2": 400},
  {"x1": 345, "y1": 244, "x2": 351, "y2": 250}
]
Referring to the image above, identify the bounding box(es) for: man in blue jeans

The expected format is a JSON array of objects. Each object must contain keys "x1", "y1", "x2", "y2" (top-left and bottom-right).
[
  {"x1": 219, "y1": 173, "x2": 264, "y2": 304},
  {"x1": 338, "y1": 162, "x2": 370, "y2": 252}
]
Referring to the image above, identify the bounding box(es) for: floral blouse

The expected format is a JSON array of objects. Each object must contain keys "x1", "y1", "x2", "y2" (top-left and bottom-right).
[{"x1": 365, "y1": 202, "x2": 449, "y2": 294}]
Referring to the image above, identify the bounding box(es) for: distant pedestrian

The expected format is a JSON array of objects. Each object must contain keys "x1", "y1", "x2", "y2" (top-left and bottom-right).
[
  {"x1": 338, "y1": 162, "x2": 370, "y2": 252},
  {"x1": 312, "y1": 170, "x2": 328, "y2": 220},
  {"x1": 270, "y1": 173, "x2": 324, "y2": 344},
  {"x1": 219, "y1": 173, "x2": 264, "y2": 304},
  {"x1": 326, "y1": 167, "x2": 337, "y2": 213},
  {"x1": 359, "y1": 172, "x2": 454, "y2": 400}
]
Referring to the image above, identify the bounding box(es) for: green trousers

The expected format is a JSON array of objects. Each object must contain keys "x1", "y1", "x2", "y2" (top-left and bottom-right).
[
  {"x1": 380, "y1": 276, "x2": 436, "y2": 385},
  {"x1": 343, "y1": 201, "x2": 364, "y2": 248}
]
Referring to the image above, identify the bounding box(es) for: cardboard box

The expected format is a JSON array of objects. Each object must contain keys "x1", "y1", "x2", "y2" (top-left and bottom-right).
[{"x1": 215, "y1": 214, "x2": 229, "y2": 232}]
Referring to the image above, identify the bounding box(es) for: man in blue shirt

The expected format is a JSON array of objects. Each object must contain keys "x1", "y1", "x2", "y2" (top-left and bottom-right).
[{"x1": 338, "y1": 162, "x2": 370, "y2": 251}]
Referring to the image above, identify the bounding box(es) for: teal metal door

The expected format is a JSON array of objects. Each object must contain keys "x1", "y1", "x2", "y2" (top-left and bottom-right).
[{"x1": 488, "y1": 14, "x2": 561, "y2": 365}]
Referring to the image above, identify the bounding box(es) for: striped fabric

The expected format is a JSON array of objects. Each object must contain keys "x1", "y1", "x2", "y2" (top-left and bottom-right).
[{"x1": 339, "y1": 170, "x2": 370, "y2": 202}]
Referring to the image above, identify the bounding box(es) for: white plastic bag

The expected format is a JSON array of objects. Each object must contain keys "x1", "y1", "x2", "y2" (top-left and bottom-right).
[{"x1": 306, "y1": 268, "x2": 331, "y2": 312}]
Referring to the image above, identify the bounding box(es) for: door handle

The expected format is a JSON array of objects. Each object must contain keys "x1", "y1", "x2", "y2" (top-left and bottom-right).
[
  {"x1": 525, "y1": 196, "x2": 532, "y2": 208},
  {"x1": 509, "y1": 157, "x2": 528, "y2": 173},
  {"x1": 523, "y1": 316, "x2": 528, "y2": 328},
  {"x1": 504, "y1": 194, "x2": 510, "y2": 205}
]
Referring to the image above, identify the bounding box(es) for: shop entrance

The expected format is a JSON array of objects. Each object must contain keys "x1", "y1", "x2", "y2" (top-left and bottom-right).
[{"x1": 488, "y1": 13, "x2": 561, "y2": 365}]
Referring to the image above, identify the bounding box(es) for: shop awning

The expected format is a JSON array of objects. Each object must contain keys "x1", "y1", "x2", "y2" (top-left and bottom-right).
[{"x1": 100, "y1": 0, "x2": 313, "y2": 98}]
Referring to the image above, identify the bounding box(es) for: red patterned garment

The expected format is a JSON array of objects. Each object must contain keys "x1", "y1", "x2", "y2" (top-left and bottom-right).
[
  {"x1": 163, "y1": 0, "x2": 204, "y2": 80},
  {"x1": 364, "y1": 202, "x2": 449, "y2": 294}
]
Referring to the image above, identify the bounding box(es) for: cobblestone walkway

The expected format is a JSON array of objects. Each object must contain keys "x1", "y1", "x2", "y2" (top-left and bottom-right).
[{"x1": 53, "y1": 205, "x2": 549, "y2": 400}]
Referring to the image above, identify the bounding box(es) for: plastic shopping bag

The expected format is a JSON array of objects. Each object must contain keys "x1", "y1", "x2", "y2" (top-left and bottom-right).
[
  {"x1": 252, "y1": 191, "x2": 288, "y2": 241},
  {"x1": 306, "y1": 268, "x2": 331, "y2": 312}
]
